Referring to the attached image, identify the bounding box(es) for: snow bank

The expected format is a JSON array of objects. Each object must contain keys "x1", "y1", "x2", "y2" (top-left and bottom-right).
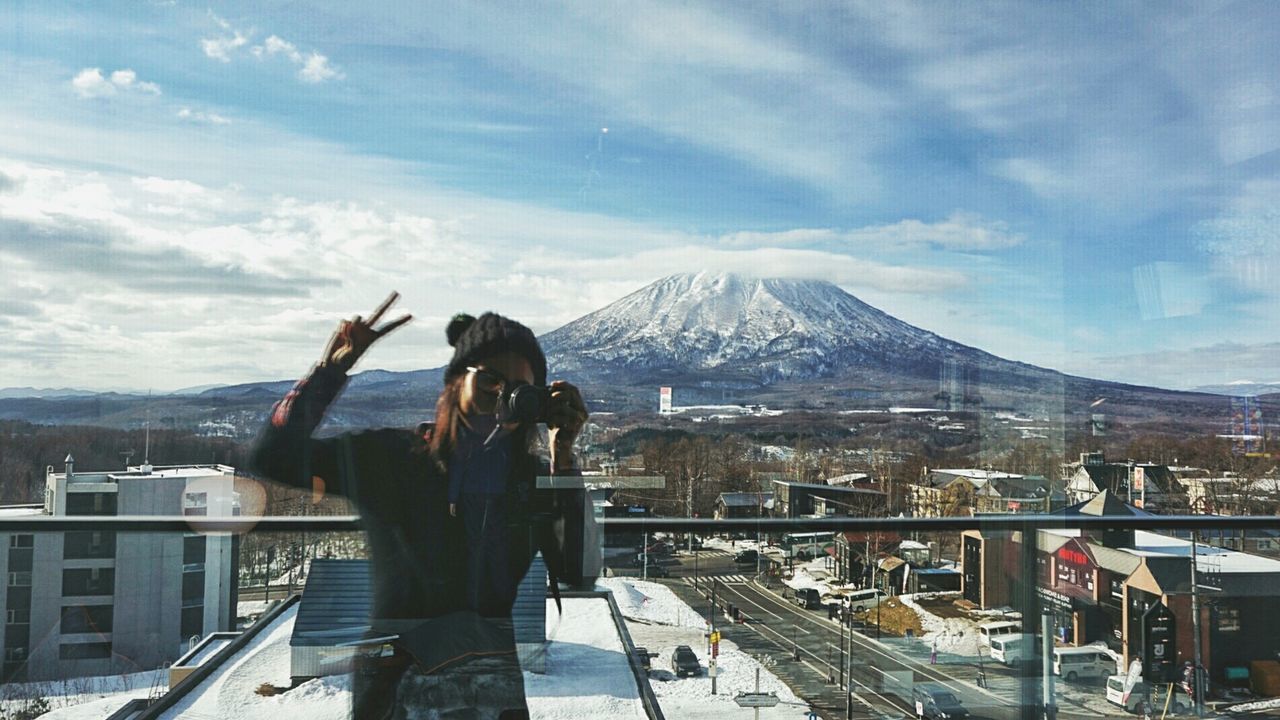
[
  {"x1": 898, "y1": 594, "x2": 982, "y2": 657},
  {"x1": 597, "y1": 577, "x2": 707, "y2": 629}
]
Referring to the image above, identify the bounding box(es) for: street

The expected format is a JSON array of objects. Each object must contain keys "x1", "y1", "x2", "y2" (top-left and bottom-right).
[{"x1": 606, "y1": 546, "x2": 1128, "y2": 720}]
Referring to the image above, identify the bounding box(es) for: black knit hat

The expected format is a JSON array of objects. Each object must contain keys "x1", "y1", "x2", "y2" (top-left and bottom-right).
[{"x1": 444, "y1": 312, "x2": 547, "y2": 386}]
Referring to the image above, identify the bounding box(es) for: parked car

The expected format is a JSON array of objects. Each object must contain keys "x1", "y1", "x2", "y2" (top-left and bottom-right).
[
  {"x1": 1106, "y1": 675, "x2": 1190, "y2": 714},
  {"x1": 794, "y1": 587, "x2": 822, "y2": 609},
  {"x1": 912, "y1": 684, "x2": 969, "y2": 720},
  {"x1": 631, "y1": 646, "x2": 653, "y2": 672},
  {"x1": 1052, "y1": 647, "x2": 1117, "y2": 682},
  {"x1": 733, "y1": 549, "x2": 759, "y2": 564},
  {"x1": 640, "y1": 561, "x2": 669, "y2": 578},
  {"x1": 671, "y1": 645, "x2": 701, "y2": 677}
]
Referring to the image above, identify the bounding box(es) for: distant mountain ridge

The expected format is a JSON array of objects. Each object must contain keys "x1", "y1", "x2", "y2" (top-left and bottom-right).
[{"x1": 2, "y1": 272, "x2": 1269, "y2": 430}]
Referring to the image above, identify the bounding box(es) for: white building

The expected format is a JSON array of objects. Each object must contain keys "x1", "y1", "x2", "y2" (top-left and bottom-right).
[{"x1": 1, "y1": 456, "x2": 239, "y2": 682}]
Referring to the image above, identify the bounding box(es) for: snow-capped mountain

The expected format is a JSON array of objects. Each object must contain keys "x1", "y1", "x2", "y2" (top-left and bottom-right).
[{"x1": 541, "y1": 271, "x2": 1040, "y2": 386}]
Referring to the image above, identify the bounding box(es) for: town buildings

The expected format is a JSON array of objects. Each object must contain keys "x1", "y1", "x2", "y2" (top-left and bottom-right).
[
  {"x1": 959, "y1": 491, "x2": 1280, "y2": 683},
  {"x1": 0, "y1": 457, "x2": 238, "y2": 682}
]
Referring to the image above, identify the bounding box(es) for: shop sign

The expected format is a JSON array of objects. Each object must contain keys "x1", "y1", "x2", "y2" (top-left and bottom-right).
[
  {"x1": 1036, "y1": 586, "x2": 1073, "y2": 610},
  {"x1": 1142, "y1": 602, "x2": 1176, "y2": 683}
]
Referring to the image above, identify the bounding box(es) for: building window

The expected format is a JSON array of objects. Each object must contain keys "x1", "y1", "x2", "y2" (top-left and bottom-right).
[
  {"x1": 6, "y1": 609, "x2": 30, "y2": 625},
  {"x1": 181, "y1": 605, "x2": 204, "y2": 640},
  {"x1": 183, "y1": 492, "x2": 208, "y2": 516},
  {"x1": 62, "y1": 568, "x2": 114, "y2": 596},
  {"x1": 182, "y1": 570, "x2": 205, "y2": 607},
  {"x1": 7, "y1": 572, "x2": 31, "y2": 587},
  {"x1": 183, "y1": 534, "x2": 207, "y2": 570},
  {"x1": 8, "y1": 535, "x2": 33, "y2": 549},
  {"x1": 1217, "y1": 607, "x2": 1241, "y2": 633},
  {"x1": 65, "y1": 492, "x2": 118, "y2": 516},
  {"x1": 59, "y1": 642, "x2": 111, "y2": 660},
  {"x1": 64, "y1": 531, "x2": 116, "y2": 560},
  {"x1": 3, "y1": 647, "x2": 25, "y2": 662},
  {"x1": 61, "y1": 605, "x2": 113, "y2": 635}
]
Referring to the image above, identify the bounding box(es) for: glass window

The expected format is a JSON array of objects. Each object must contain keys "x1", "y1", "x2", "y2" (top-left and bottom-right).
[
  {"x1": 62, "y1": 568, "x2": 114, "y2": 596},
  {"x1": 60, "y1": 605, "x2": 114, "y2": 635},
  {"x1": 65, "y1": 493, "x2": 118, "y2": 516},
  {"x1": 59, "y1": 642, "x2": 111, "y2": 660}
]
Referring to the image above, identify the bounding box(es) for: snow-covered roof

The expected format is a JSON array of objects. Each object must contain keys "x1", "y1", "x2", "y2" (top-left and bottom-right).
[
  {"x1": 1127, "y1": 530, "x2": 1280, "y2": 573},
  {"x1": 0, "y1": 505, "x2": 43, "y2": 516},
  {"x1": 153, "y1": 597, "x2": 644, "y2": 720}
]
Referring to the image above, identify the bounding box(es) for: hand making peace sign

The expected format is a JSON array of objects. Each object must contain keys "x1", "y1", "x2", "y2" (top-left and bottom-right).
[{"x1": 321, "y1": 292, "x2": 413, "y2": 373}]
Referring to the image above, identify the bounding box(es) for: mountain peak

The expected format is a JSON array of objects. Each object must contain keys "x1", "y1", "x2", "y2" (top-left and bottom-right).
[{"x1": 540, "y1": 272, "x2": 994, "y2": 384}]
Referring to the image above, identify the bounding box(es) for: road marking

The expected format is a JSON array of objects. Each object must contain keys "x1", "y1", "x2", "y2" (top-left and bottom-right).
[
  {"x1": 725, "y1": 580, "x2": 1010, "y2": 707},
  {"x1": 701, "y1": 581, "x2": 909, "y2": 716}
]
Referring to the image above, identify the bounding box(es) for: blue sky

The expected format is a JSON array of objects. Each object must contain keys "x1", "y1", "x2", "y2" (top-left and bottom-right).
[{"x1": 0, "y1": 1, "x2": 1278, "y2": 391}]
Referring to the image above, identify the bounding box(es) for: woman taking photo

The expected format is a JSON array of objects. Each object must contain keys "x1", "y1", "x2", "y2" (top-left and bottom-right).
[{"x1": 251, "y1": 292, "x2": 591, "y2": 719}]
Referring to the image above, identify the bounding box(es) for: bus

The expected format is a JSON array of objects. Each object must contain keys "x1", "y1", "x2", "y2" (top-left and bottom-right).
[{"x1": 781, "y1": 531, "x2": 835, "y2": 560}]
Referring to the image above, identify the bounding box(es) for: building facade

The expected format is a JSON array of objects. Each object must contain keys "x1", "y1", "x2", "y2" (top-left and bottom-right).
[
  {"x1": 959, "y1": 493, "x2": 1280, "y2": 682},
  {"x1": 1, "y1": 457, "x2": 238, "y2": 682}
]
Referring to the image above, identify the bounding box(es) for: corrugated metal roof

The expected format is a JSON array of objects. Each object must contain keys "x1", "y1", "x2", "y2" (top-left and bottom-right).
[
  {"x1": 718, "y1": 492, "x2": 774, "y2": 507},
  {"x1": 290, "y1": 559, "x2": 372, "y2": 648},
  {"x1": 1088, "y1": 543, "x2": 1142, "y2": 575}
]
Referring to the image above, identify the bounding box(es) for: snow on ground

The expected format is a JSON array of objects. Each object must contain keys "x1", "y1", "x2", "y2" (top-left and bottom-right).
[
  {"x1": 527, "y1": 597, "x2": 646, "y2": 719},
  {"x1": 599, "y1": 577, "x2": 810, "y2": 719},
  {"x1": 236, "y1": 599, "x2": 274, "y2": 618},
  {"x1": 0, "y1": 669, "x2": 166, "y2": 719},
  {"x1": 898, "y1": 593, "x2": 982, "y2": 657},
  {"x1": 1227, "y1": 696, "x2": 1280, "y2": 712},
  {"x1": 157, "y1": 603, "x2": 342, "y2": 720}
]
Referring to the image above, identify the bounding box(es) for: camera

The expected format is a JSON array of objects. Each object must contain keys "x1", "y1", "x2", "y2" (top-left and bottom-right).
[{"x1": 498, "y1": 382, "x2": 551, "y2": 424}]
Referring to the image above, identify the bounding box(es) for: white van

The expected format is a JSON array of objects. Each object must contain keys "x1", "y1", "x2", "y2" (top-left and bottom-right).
[
  {"x1": 1052, "y1": 647, "x2": 1116, "y2": 681},
  {"x1": 843, "y1": 588, "x2": 886, "y2": 612},
  {"x1": 977, "y1": 621, "x2": 1021, "y2": 645},
  {"x1": 989, "y1": 634, "x2": 1034, "y2": 665},
  {"x1": 1105, "y1": 674, "x2": 1190, "y2": 714}
]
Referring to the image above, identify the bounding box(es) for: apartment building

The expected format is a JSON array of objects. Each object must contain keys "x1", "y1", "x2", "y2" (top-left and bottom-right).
[{"x1": 1, "y1": 456, "x2": 238, "y2": 682}]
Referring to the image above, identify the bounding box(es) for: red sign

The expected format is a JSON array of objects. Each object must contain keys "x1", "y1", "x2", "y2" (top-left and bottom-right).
[{"x1": 1057, "y1": 547, "x2": 1090, "y2": 566}]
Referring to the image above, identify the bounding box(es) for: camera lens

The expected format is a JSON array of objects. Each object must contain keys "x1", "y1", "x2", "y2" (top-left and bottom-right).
[{"x1": 505, "y1": 383, "x2": 549, "y2": 424}]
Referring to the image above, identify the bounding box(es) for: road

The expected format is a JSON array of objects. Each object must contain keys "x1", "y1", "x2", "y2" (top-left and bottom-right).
[{"x1": 606, "y1": 546, "x2": 1124, "y2": 720}]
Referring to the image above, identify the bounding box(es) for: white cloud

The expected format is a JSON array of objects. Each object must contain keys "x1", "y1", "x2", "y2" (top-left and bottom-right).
[
  {"x1": 299, "y1": 52, "x2": 341, "y2": 83},
  {"x1": 71, "y1": 67, "x2": 160, "y2": 98},
  {"x1": 255, "y1": 35, "x2": 343, "y2": 83},
  {"x1": 844, "y1": 212, "x2": 1024, "y2": 251},
  {"x1": 205, "y1": 16, "x2": 343, "y2": 84},
  {"x1": 177, "y1": 107, "x2": 231, "y2": 125},
  {"x1": 201, "y1": 13, "x2": 249, "y2": 62},
  {"x1": 70, "y1": 68, "x2": 113, "y2": 98},
  {"x1": 719, "y1": 212, "x2": 1023, "y2": 252},
  {"x1": 261, "y1": 35, "x2": 300, "y2": 61},
  {"x1": 1069, "y1": 342, "x2": 1280, "y2": 391}
]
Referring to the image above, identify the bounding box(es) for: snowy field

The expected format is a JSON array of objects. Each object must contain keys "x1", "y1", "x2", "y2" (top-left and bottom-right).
[{"x1": 2, "y1": 669, "x2": 167, "y2": 720}]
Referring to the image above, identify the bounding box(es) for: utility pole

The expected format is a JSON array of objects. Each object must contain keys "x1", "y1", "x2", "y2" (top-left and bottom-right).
[
  {"x1": 1190, "y1": 531, "x2": 1205, "y2": 719},
  {"x1": 643, "y1": 530, "x2": 648, "y2": 581},
  {"x1": 846, "y1": 613, "x2": 854, "y2": 720},
  {"x1": 839, "y1": 598, "x2": 846, "y2": 688}
]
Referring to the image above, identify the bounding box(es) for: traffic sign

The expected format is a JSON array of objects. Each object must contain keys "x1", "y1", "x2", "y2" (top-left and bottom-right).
[{"x1": 734, "y1": 693, "x2": 780, "y2": 708}]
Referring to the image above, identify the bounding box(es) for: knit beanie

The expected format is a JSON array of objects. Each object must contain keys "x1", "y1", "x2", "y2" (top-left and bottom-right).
[{"x1": 444, "y1": 312, "x2": 547, "y2": 386}]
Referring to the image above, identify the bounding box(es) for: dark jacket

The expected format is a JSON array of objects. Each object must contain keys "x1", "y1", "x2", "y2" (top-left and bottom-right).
[{"x1": 249, "y1": 363, "x2": 589, "y2": 627}]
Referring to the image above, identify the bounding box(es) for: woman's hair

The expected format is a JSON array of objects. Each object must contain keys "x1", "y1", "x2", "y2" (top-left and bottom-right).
[{"x1": 427, "y1": 374, "x2": 540, "y2": 472}]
